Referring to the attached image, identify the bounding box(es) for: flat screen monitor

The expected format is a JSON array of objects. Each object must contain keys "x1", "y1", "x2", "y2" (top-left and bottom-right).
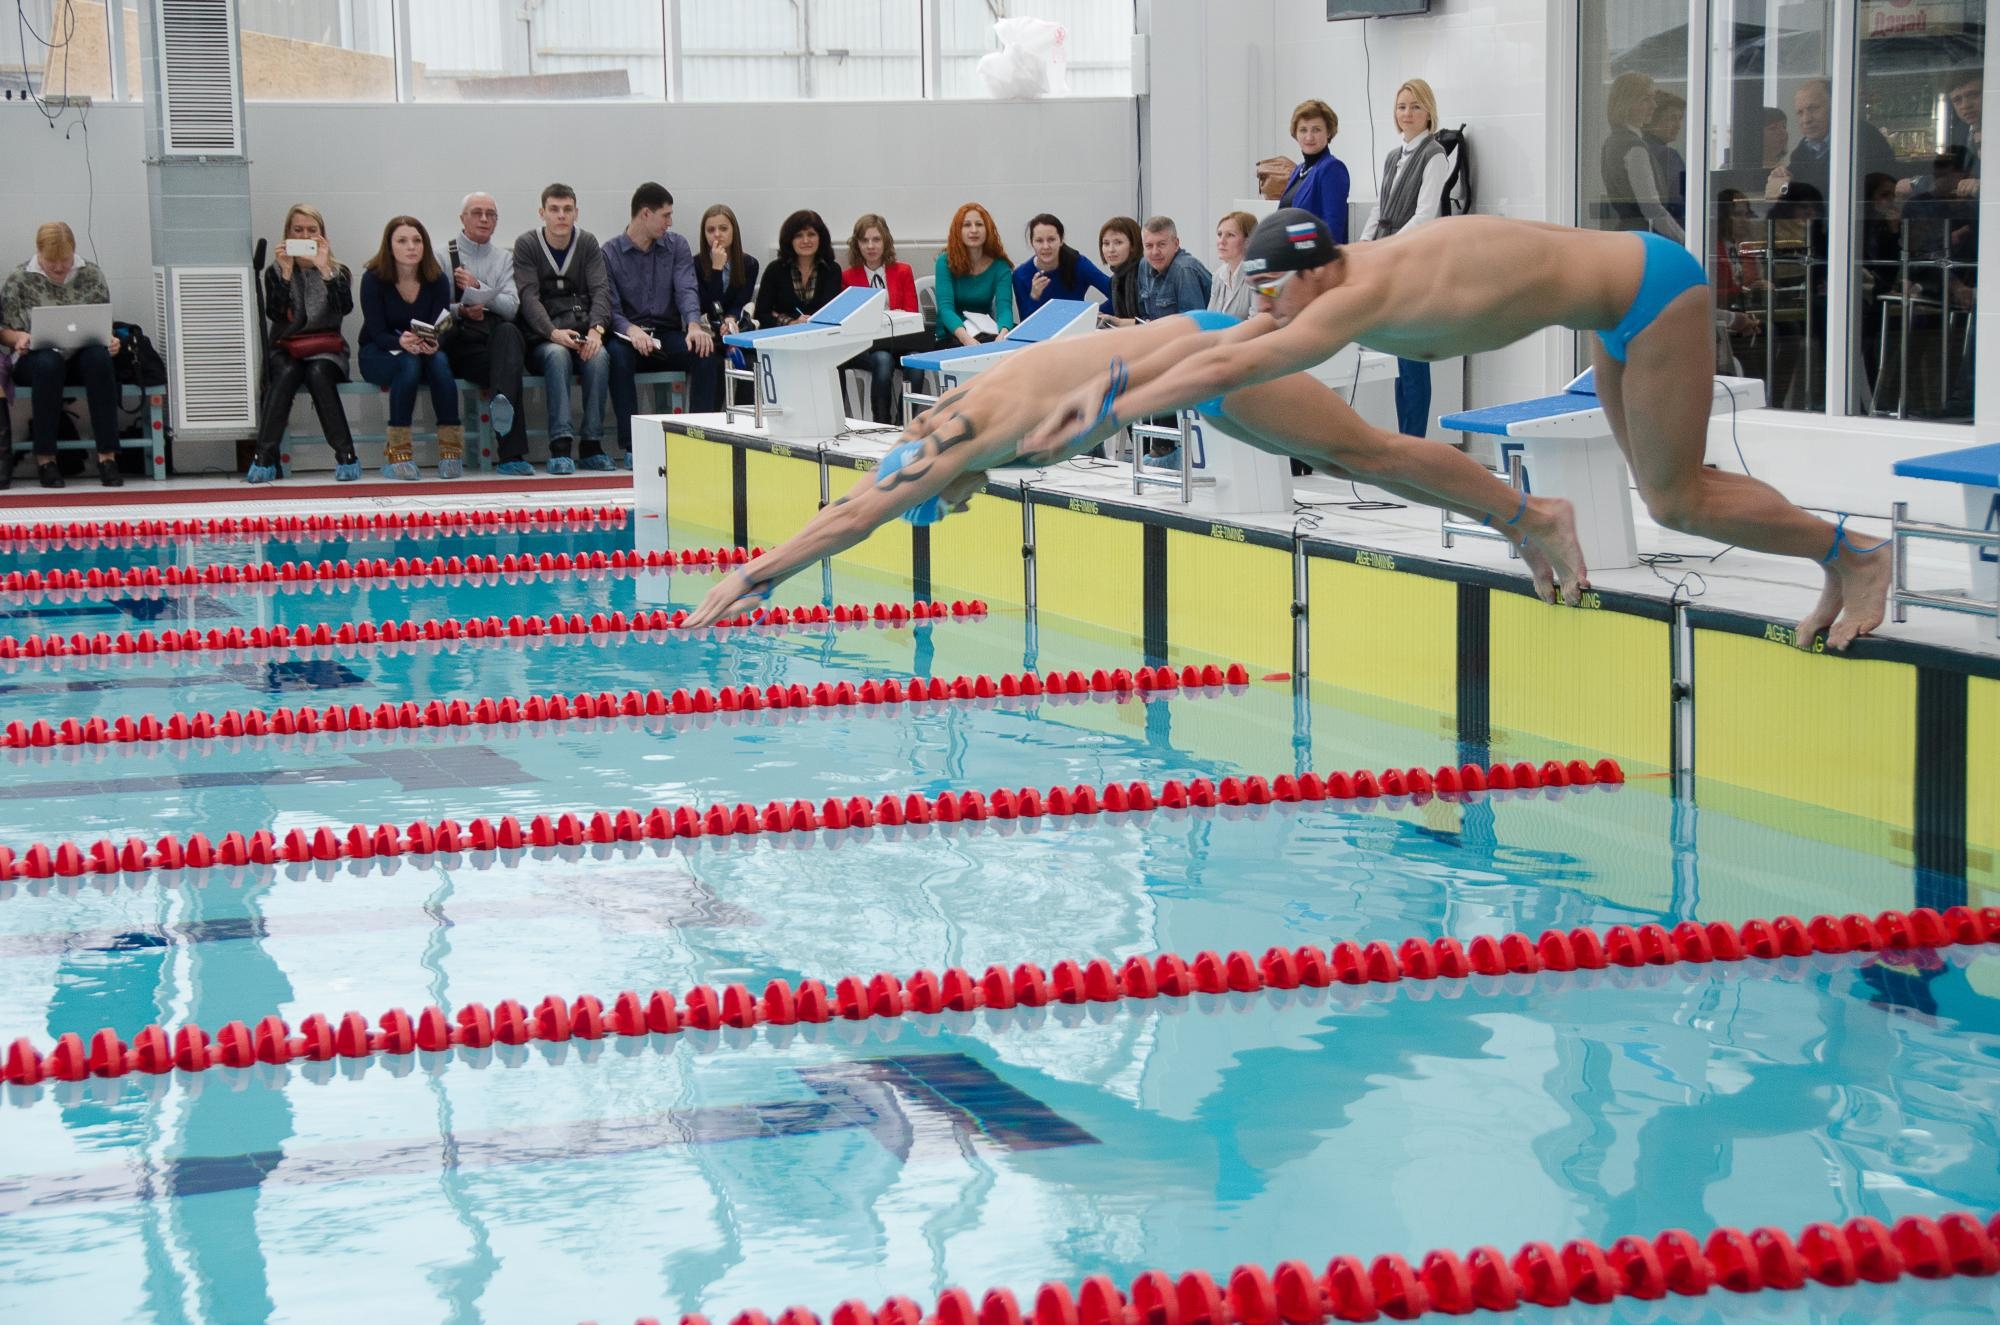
[{"x1": 1327, "y1": 0, "x2": 1430, "y2": 19}]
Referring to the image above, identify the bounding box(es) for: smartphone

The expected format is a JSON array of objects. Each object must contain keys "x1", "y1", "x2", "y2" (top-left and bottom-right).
[{"x1": 283, "y1": 238, "x2": 319, "y2": 259}]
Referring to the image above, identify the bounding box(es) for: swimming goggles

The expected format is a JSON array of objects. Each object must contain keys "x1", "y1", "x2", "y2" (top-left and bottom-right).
[{"x1": 1249, "y1": 270, "x2": 1299, "y2": 300}]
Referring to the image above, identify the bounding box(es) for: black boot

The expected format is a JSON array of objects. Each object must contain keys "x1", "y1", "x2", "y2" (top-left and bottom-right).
[
  {"x1": 96, "y1": 452, "x2": 125, "y2": 488},
  {"x1": 36, "y1": 460, "x2": 64, "y2": 489},
  {"x1": 0, "y1": 446, "x2": 13, "y2": 491}
]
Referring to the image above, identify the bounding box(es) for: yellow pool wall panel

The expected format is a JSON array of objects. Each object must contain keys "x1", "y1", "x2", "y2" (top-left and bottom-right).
[
  {"x1": 1164, "y1": 530, "x2": 1292, "y2": 676},
  {"x1": 1030, "y1": 502, "x2": 1145, "y2": 646},
  {"x1": 1307, "y1": 556, "x2": 1456, "y2": 722},
  {"x1": 665, "y1": 430, "x2": 734, "y2": 532},
  {"x1": 1491, "y1": 593, "x2": 1670, "y2": 770},
  {"x1": 1693, "y1": 629, "x2": 1916, "y2": 857},
  {"x1": 1970, "y1": 676, "x2": 2000, "y2": 892},
  {"x1": 930, "y1": 493, "x2": 1028, "y2": 608}
]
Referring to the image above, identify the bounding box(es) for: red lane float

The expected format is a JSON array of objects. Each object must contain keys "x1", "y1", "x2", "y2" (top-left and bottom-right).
[
  {"x1": 0, "y1": 598, "x2": 989, "y2": 661},
  {"x1": 0, "y1": 545, "x2": 750, "y2": 597},
  {"x1": 0, "y1": 504, "x2": 627, "y2": 548},
  {"x1": 603, "y1": 1211, "x2": 2000, "y2": 1325},
  {"x1": 39, "y1": 896, "x2": 2000, "y2": 1098},
  {"x1": 0, "y1": 755, "x2": 1613, "y2": 890},
  {"x1": 0, "y1": 663, "x2": 1253, "y2": 753}
]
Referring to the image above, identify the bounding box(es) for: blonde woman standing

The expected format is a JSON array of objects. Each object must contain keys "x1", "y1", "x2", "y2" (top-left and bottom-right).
[{"x1": 1359, "y1": 78, "x2": 1452, "y2": 438}]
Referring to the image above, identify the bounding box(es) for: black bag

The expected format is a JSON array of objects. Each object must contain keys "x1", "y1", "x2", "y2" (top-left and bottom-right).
[
  {"x1": 1434, "y1": 126, "x2": 1474, "y2": 216},
  {"x1": 113, "y1": 322, "x2": 168, "y2": 389}
]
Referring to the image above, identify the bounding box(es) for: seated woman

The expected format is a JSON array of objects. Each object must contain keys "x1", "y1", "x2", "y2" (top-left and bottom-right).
[
  {"x1": 754, "y1": 210, "x2": 842, "y2": 327},
  {"x1": 697, "y1": 204, "x2": 759, "y2": 340},
  {"x1": 839, "y1": 213, "x2": 921, "y2": 422},
  {"x1": 358, "y1": 215, "x2": 463, "y2": 481},
  {"x1": 1097, "y1": 216, "x2": 1143, "y2": 327},
  {"x1": 1207, "y1": 211, "x2": 1257, "y2": 318},
  {"x1": 1012, "y1": 214, "x2": 1111, "y2": 317},
  {"x1": 0, "y1": 221, "x2": 125, "y2": 489},
  {"x1": 933, "y1": 202, "x2": 1015, "y2": 349},
  {"x1": 249, "y1": 203, "x2": 358, "y2": 484}
]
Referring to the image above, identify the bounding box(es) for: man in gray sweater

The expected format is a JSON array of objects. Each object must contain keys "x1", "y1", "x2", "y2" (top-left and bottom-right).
[
  {"x1": 447, "y1": 192, "x2": 529, "y2": 474},
  {"x1": 512, "y1": 183, "x2": 612, "y2": 475}
]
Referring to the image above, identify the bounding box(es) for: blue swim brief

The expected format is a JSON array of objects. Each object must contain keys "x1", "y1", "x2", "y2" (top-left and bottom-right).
[
  {"x1": 876, "y1": 440, "x2": 946, "y2": 526},
  {"x1": 1597, "y1": 232, "x2": 1708, "y2": 363},
  {"x1": 1179, "y1": 309, "x2": 1241, "y2": 413}
]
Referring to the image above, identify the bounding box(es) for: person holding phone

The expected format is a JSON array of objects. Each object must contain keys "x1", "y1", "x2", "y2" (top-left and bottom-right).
[
  {"x1": 358, "y1": 214, "x2": 462, "y2": 481},
  {"x1": 248, "y1": 203, "x2": 359, "y2": 483},
  {"x1": 0, "y1": 221, "x2": 123, "y2": 488}
]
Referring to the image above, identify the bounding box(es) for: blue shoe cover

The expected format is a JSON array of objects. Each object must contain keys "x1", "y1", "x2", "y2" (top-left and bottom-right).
[
  {"x1": 246, "y1": 462, "x2": 279, "y2": 485},
  {"x1": 489, "y1": 394, "x2": 516, "y2": 438},
  {"x1": 547, "y1": 456, "x2": 576, "y2": 476},
  {"x1": 616, "y1": 454, "x2": 634, "y2": 470},
  {"x1": 382, "y1": 461, "x2": 420, "y2": 481},
  {"x1": 495, "y1": 460, "x2": 534, "y2": 477},
  {"x1": 439, "y1": 458, "x2": 464, "y2": 479},
  {"x1": 580, "y1": 454, "x2": 615, "y2": 472},
  {"x1": 334, "y1": 461, "x2": 362, "y2": 482}
]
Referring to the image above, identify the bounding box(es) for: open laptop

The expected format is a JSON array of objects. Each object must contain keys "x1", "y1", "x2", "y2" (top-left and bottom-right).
[{"x1": 28, "y1": 304, "x2": 115, "y2": 352}]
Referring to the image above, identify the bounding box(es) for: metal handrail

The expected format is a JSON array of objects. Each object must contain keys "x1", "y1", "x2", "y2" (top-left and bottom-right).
[
  {"x1": 1439, "y1": 452, "x2": 1526, "y2": 560},
  {"x1": 1890, "y1": 500, "x2": 1999, "y2": 638},
  {"x1": 1129, "y1": 416, "x2": 1203, "y2": 503}
]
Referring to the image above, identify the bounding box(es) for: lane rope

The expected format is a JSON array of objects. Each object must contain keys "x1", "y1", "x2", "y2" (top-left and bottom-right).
[
  {"x1": 0, "y1": 504, "x2": 628, "y2": 548},
  {"x1": 0, "y1": 663, "x2": 1251, "y2": 754}
]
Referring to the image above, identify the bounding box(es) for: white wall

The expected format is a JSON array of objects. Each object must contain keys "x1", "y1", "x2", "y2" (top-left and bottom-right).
[{"x1": 4, "y1": 95, "x2": 1135, "y2": 466}]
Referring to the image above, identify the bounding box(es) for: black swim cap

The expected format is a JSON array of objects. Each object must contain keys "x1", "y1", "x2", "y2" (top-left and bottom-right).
[{"x1": 1242, "y1": 208, "x2": 1342, "y2": 276}]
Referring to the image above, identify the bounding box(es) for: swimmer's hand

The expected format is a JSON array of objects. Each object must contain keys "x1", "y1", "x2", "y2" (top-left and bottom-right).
[
  {"x1": 1020, "y1": 378, "x2": 1116, "y2": 464},
  {"x1": 685, "y1": 568, "x2": 771, "y2": 630}
]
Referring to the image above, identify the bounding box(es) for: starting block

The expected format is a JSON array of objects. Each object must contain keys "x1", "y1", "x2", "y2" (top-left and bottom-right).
[
  {"x1": 1891, "y1": 443, "x2": 2000, "y2": 636},
  {"x1": 723, "y1": 288, "x2": 921, "y2": 439},
  {"x1": 899, "y1": 299, "x2": 1099, "y2": 391},
  {"x1": 1440, "y1": 370, "x2": 1766, "y2": 571}
]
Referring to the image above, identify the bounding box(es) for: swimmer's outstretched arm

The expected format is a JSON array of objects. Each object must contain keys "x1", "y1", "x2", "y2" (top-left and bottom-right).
[{"x1": 682, "y1": 417, "x2": 989, "y2": 629}]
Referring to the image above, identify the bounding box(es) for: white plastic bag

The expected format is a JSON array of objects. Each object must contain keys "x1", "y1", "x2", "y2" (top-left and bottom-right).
[{"x1": 976, "y1": 16, "x2": 1069, "y2": 100}]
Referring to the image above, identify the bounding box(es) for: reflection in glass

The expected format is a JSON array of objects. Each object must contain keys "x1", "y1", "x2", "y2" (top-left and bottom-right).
[
  {"x1": 680, "y1": 0, "x2": 921, "y2": 102},
  {"x1": 406, "y1": 0, "x2": 666, "y2": 101},
  {"x1": 1702, "y1": 2, "x2": 1832, "y2": 410},
  {"x1": 1851, "y1": 22, "x2": 1982, "y2": 421}
]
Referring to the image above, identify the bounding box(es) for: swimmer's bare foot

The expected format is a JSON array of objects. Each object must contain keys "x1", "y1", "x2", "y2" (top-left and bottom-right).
[
  {"x1": 1518, "y1": 496, "x2": 1590, "y2": 607},
  {"x1": 1793, "y1": 569, "x2": 1843, "y2": 650},
  {"x1": 1510, "y1": 531, "x2": 1559, "y2": 603},
  {"x1": 1826, "y1": 539, "x2": 1892, "y2": 651}
]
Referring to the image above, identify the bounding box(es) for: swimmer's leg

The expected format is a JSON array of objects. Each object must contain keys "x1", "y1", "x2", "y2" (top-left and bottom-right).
[
  {"x1": 1220, "y1": 376, "x2": 1589, "y2": 603},
  {"x1": 1598, "y1": 288, "x2": 1886, "y2": 649}
]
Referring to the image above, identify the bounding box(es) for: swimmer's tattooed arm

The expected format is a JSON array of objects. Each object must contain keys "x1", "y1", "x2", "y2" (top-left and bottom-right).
[{"x1": 683, "y1": 420, "x2": 991, "y2": 629}]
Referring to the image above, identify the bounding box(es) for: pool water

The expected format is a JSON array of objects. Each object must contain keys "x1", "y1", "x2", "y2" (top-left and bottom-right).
[{"x1": 0, "y1": 515, "x2": 1994, "y2": 1325}]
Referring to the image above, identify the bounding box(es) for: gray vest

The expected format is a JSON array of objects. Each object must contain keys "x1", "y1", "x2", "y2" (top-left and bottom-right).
[{"x1": 1376, "y1": 135, "x2": 1448, "y2": 236}]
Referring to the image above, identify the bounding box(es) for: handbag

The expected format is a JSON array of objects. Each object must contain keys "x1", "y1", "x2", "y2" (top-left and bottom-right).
[{"x1": 281, "y1": 331, "x2": 346, "y2": 360}]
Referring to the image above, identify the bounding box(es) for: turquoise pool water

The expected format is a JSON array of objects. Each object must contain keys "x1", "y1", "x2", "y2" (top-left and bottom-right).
[{"x1": 0, "y1": 517, "x2": 1994, "y2": 1325}]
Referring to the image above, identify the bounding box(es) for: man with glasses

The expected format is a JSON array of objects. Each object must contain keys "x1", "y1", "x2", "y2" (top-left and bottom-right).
[
  {"x1": 1023, "y1": 208, "x2": 1891, "y2": 653},
  {"x1": 681, "y1": 305, "x2": 1587, "y2": 630},
  {"x1": 444, "y1": 192, "x2": 529, "y2": 475}
]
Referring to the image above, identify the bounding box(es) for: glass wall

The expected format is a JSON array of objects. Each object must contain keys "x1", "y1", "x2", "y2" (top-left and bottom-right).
[
  {"x1": 239, "y1": 0, "x2": 397, "y2": 102},
  {"x1": 409, "y1": 0, "x2": 666, "y2": 102},
  {"x1": 1577, "y1": 3, "x2": 1689, "y2": 243},
  {"x1": 680, "y1": 0, "x2": 922, "y2": 102},
  {"x1": 0, "y1": 0, "x2": 116, "y2": 101},
  {"x1": 1850, "y1": 7, "x2": 1982, "y2": 421},
  {"x1": 1702, "y1": 2, "x2": 1832, "y2": 412}
]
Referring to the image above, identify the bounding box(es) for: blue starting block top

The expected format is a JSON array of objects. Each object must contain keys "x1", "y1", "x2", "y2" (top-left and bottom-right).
[
  {"x1": 900, "y1": 298, "x2": 1094, "y2": 372},
  {"x1": 1893, "y1": 444, "x2": 2000, "y2": 489},
  {"x1": 724, "y1": 287, "x2": 881, "y2": 350},
  {"x1": 1439, "y1": 367, "x2": 1601, "y2": 436}
]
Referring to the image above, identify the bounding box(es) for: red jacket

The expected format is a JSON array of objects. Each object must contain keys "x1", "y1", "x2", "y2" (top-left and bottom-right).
[{"x1": 842, "y1": 262, "x2": 919, "y2": 313}]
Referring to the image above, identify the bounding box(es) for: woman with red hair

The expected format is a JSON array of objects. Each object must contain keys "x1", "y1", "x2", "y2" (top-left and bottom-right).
[{"x1": 933, "y1": 202, "x2": 1015, "y2": 348}]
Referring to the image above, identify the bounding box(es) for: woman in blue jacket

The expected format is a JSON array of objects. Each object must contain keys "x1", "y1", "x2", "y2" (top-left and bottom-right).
[{"x1": 1280, "y1": 98, "x2": 1352, "y2": 245}]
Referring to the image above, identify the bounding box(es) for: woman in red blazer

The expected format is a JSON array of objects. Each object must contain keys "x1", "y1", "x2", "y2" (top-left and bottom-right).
[{"x1": 841, "y1": 213, "x2": 921, "y2": 421}]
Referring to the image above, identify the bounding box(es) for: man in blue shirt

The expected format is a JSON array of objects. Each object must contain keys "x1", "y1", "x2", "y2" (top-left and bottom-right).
[
  {"x1": 1135, "y1": 217, "x2": 1213, "y2": 320},
  {"x1": 601, "y1": 182, "x2": 721, "y2": 470}
]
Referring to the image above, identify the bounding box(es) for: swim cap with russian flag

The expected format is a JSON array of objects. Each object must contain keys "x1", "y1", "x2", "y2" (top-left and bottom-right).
[{"x1": 1242, "y1": 208, "x2": 1341, "y2": 276}]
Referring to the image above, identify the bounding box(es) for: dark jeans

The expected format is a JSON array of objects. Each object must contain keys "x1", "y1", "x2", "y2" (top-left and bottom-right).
[
  {"x1": 1393, "y1": 356, "x2": 1432, "y2": 438},
  {"x1": 19, "y1": 345, "x2": 120, "y2": 457},
  {"x1": 607, "y1": 332, "x2": 722, "y2": 454},
  {"x1": 358, "y1": 343, "x2": 461, "y2": 427},
  {"x1": 445, "y1": 322, "x2": 526, "y2": 461},
  {"x1": 255, "y1": 354, "x2": 354, "y2": 462}
]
